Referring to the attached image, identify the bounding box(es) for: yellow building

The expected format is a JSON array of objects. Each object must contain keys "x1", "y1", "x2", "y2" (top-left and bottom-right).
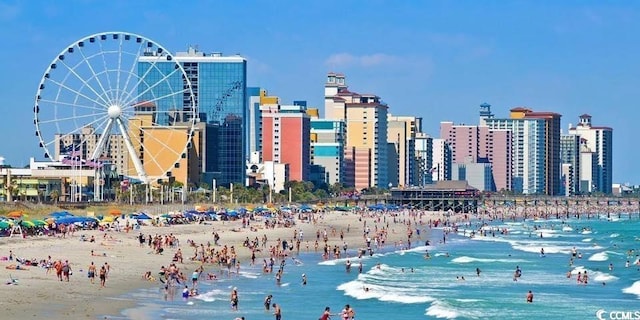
[
  {"x1": 388, "y1": 115, "x2": 422, "y2": 187},
  {"x1": 324, "y1": 73, "x2": 389, "y2": 190}
]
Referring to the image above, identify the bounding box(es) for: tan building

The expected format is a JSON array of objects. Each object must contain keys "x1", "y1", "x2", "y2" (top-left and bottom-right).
[
  {"x1": 388, "y1": 114, "x2": 421, "y2": 187},
  {"x1": 127, "y1": 108, "x2": 199, "y2": 185},
  {"x1": 324, "y1": 72, "x2": 389, "y2": 190}
]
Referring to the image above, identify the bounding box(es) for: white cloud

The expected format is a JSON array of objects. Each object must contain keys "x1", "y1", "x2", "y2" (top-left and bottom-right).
[{"x1": 324, "y1": 53, "x2": 399, "y2": 68}]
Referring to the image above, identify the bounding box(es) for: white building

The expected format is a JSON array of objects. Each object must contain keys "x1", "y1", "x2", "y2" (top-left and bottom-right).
[
  {"x1": 485, "y1": 118, "x2": 547, "y2": 194},
  {"x1": 414, "y1": 133, "x2": 433, "y2": 186},
  {"x1": 431, "y1": 138, "x2": 451, "y2": 182},
  {"x1": 568, "y1": 114, "x2": 613, "y2": 194}
]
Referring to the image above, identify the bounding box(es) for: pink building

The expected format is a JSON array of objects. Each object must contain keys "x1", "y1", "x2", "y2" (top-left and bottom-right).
[
  {"x1": 440, "y1": 122, "x2": 512, "y2": 192},
  {"x1": 261, "y1": 104, "x2": 311, "y2": 182}
]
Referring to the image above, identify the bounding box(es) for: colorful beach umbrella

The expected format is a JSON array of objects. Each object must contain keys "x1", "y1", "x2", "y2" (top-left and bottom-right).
[
  {"x1": 108, "y1": 208, "x2": 122, "y2": 216},
  {"x1": 32, "y1": 219, "x2": 47, "y2": 226},
  {"x1": 6, "y1": 211, "x2": 26, "y2": 218},
  {"x1": 0, "y1": 221, "x2": 12, "y2": 229},
  {"x1": 20, "y1": 220, "x2": 35, "y2": 228}
]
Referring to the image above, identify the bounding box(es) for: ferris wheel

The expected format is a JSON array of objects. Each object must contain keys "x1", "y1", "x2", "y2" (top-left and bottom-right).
[{"x1": 33, "y1": 31, "x2": 196, "y2": 185}]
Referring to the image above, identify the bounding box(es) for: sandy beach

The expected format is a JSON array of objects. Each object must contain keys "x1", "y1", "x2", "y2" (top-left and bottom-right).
[{"x1": 0, "y1": 209, "x2": 436, "y2": 320}]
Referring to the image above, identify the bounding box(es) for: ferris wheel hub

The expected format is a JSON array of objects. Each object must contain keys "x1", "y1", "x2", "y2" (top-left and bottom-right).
[{"x1": 107, "y1": 104, "x2": 122, "y2": 119}]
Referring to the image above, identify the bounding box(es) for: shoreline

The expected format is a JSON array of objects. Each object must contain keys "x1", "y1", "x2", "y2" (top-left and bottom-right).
[{"x1": 0, "y1": 209, "x2": 437, "y2": 319}]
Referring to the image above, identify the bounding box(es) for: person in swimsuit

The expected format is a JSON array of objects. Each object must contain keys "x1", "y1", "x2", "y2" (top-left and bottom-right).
[{"x1": 88, "y1": 262, "x2": 96, "y2": 284}]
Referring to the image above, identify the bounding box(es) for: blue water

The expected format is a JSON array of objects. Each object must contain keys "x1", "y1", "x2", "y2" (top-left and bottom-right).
[{"x1": 121, "y1": 214, "x2": 640, "y2": 320}]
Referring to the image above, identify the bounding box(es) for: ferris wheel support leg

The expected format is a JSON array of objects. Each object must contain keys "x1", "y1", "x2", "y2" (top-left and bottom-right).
[
  {"x1": 90, "y1": 118, "x2": 115, "y2": 161},
  {"x1": 116, "y1": 118, "x2": 148, "y2": 184}
]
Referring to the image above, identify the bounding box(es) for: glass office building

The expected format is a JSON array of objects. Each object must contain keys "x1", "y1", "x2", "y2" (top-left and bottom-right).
[{"x1": 138, "y1": 47, "x2": 247, "y2": 186}]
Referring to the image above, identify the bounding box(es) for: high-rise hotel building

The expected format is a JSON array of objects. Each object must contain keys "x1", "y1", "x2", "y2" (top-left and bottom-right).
[
  {"x1": 485, "y1": 107, "x2": 561, "y2": 195},
  {"x1": 138, "y1": 46, "x2": 247, "y2": 186},
  {"x1": 568, "y1": 114, "x2": 613, "y2": 194},
  {"x1": 261, "y1": 104, "x2": 311, "y2": 182},
  {"x1": 324, "y1": 73, "x2": 389, "y2": 190}
]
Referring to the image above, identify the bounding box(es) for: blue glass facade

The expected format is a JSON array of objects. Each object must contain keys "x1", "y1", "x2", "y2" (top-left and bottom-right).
[{"x1": 138, "y1": 52, "x2": 247, "y2": 186}]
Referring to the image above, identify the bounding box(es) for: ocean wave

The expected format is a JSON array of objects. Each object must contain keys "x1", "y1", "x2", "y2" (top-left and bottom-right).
[
  {"x1": 562, "y1": 226, "x2": 573, "y2": 232},
  {"x1": 338, "y1": 280, "x2": 434, "y2": 303},
  {"x1": 588, "y1": 252, "x2": 608, "y2": 261},
  {"x1": 582, "y1": 230, "x2": 592, "y2": 234},
  {"x1": 582, "y1": 238, "x2": 592, "y2": 242},
  {"x1": 610, "y1": 233, "x2": 620, "y2": 238},
  {"x1": 238, "y1": 271, "x2": 260, "y2": 279},
  {"x1": 512, "y1": 244, "x2": 571, "y2": 255},
  {"x1": 593, "y1": 271, "x2": 618, "y2": 283},
  {"x1": 192, "y1": 289, "x2": 225, "y2": 302},
  {"x1": 450, "y1": 256, "x2": 526, "y2": 264},
  {"x1": 622, "y1": 280, "x2": 640, "y2": 299},
  {"x1": 426, "y1": 301, "x2": 459, "y2": 319}
]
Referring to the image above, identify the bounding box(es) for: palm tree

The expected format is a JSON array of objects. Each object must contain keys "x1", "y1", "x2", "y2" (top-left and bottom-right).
[{"x1": 49, "y1": 189, "x2": 60, "y2": 205}]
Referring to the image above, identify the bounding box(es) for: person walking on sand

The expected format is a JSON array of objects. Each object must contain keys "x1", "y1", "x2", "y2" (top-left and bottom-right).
[
  {"x1": 88, "y1": 262, "x2": 96, "y2": 284},
  {"x1": 99, "y1": 265, "x2": 107, "y2": 287}
]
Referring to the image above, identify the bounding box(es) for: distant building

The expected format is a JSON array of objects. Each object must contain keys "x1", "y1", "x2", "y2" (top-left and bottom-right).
[
  {"x1": 261, "y1": 104, "x2": 311, "y2": 182},
  {"x1": 568, "y1": 114, "x2": 613, "y2": 194},
  {"x1": 324, "y1": 72, "x2": 389, "y2": 190},
  {"x1": 440, "y1": 106, "x2": 512, "y2": 192},
  {"x1": 414, "y1": 133, "x2": 433, "y2": 186},
  {"x1": 485, "y1": 107, "x2": 560, "y2": 195},
  {"x1": 388, "y1": 115, "x2": 421, "y2": 187},
  {"x1": 560, "y1": 134, "x2": 581, "y2": 195},
  {"x1": 138, "y1": 46, "x2": 247, "y2": 187},
  {"x1": 309, "y1": 118, "x2": 345, "y2": 186},
  {"x1": 451, "y1": 157, "x2": 494, "y2": 192},
  {"x1": 431, "y1": 138, "x2": 451, "y2": 182}
]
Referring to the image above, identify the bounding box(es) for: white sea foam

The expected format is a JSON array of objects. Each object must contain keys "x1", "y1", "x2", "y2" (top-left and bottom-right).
[
  {"x1": 582, "y1": 238, "x2": 593, "y2": 242},
  {"x1": 512, "y1": 244, "x2": 572, "y2": 254},
  {"x1": 192, "y1": 289, "x2": 224, "y2": 302},
  {"x1": 426, "y1": 301, "x2": 459, "y2": 319},
  {"x1": 589, "y1": 252, "x2": 609, "y2": 261},
  {"x1": 450, "y1": 256, "x2": 526, "y2": 264},
  {"x1": 239, "y1": 271, "x2": 260, "y2": 279},
  {"x1": 582, "y1": 230, "x2": 592, "y2": 234},
  {"x1": 610, "y1": 233, "x2": 620, "y2": 238},
  {"x1": 593, "y1": 271, "x2": 618, "y2": 283},
  {"x1": 338, "y1": 280, "x2": 434, "y2": 303},
  {"x1": 622, "y1": 280, "x2": 640, "y2": 299},
  {"x1": 562, "y1": 226, "x2": 573, "y2": 232}
]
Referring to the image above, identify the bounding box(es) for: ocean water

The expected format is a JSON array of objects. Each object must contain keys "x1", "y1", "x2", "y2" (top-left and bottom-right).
[{"x1": 119, "y1": 214, "x2": 640, "y2": 320}]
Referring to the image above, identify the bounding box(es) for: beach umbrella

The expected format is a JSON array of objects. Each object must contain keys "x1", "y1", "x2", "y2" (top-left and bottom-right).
[
  {"x1": 6, "y1": 211, "x2": 26, "y2": 218},
  {"x1": 101, "y1": 215, "x2": 115, "y2": 223},
  {"x1": 20, "y1": 220, "x2": 35, "y2": 228},
  {"x1": 0, "y1": 221, "x2": 12, "y2": 229},
  {"x1": 108, "y1": 208, "x2": 122, "y2": 216},
  {"x1": 32, "y1": 219, "x2": 47, "y2": 226}
]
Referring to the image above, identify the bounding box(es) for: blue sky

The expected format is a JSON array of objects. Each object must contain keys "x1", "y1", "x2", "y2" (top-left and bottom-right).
[{"x1": 0, "y1": 0, "x2": 638, "y2": 183}]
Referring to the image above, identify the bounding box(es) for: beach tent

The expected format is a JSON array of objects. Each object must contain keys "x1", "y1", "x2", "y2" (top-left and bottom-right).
[
  {"x1": 55, "y1": 216, "x2": 98, "y2": 225},
  {"x1": 131, "y1": 212, "x2": 152, "y2": 220},
  {"x1": 49, "y1": 211, "x2": 73, "y2": 218}
]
